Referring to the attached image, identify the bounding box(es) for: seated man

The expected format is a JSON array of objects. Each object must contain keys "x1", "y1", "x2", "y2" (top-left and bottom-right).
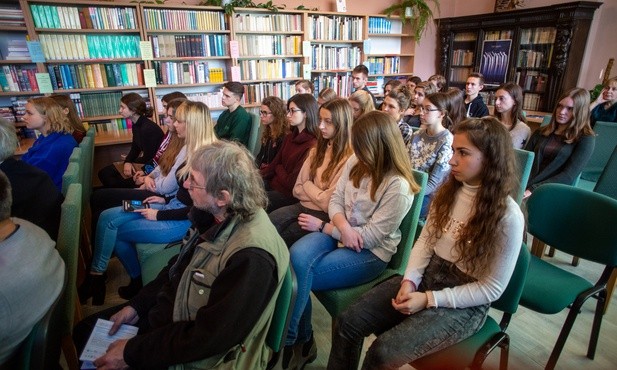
[
  {"x1": 0, "y1": 119, "x2": 63, "y2": 240},
  {"x1": 0, "y1": 170, "x2": 65, "y2": 366},
  {"x1": 214, "y1": 81, "x2": 252, "y2": 146},
  {"x1": 352, "y1": 64, "x2": 377, "y2": 106},
  {"x1": 465, "y1": 72, "x2": 489, "y2": 118},
  {"x1": 74, "y1": 141, "x2": 289, "y2": 370}
]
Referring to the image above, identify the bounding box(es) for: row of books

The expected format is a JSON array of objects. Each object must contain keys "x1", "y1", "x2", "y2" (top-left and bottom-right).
[
  {"x1": 88, "y1": 118, "x2": 133, "y2": 134},
  {"x1": 484, "y1": 30, "x2": 513, "y2": 41},
  {"x1": 366, "y1": 56, "x2": 401, "y2": 75},
  {"x1": 308, "y1": 15, "x2": 363, "y2": 41},
  {"x1": 0, "y1": 65, "x2": 38, "y2": 93},
  {"x1": 0, "y1": 6, "x2": 25, "y2": 28},
  {"x1": 149, "y1": 34, "x2": 229, "y2": 58},
  {"x1": 313, "y1": 74, "x2": 353, "y2": 98},
  {"x1": 235, "y1": 35, "x2": 302, "y2": 57},
  {"x1": 367, "y1": 17, "x2": 393, "y2": 34},
  {"x1": 70, "y1": 91, "x2": 122, "y2": 118},
  {"x1": 156, "y1": 92, "x2": 224, "y2": 110},
  {"x1": 516, "y1": 71, "x2": 549, "y2": 93},
  {"x1": 452, "y1": 49, "x2": 474, "y2": 66},
  {"x1": 366, "y1": 76, "x2": 386, "y2": 95},
  {"x1": 47, "y1": 63, "x2": 144, "y2": 90},
  {"x1": 143, "y1": 8, "x2": 226, "y2": 31},
  {"x1": 454, "y1": 32, "x2": 477, "y2": 42},
  {"x1": 517, "y1": 49, "x2": 553, "y2": 69},
  {"x1": 152, "y1": 61, "x2": 225, "y2": 85},
  {"x1": 39, "y1": 34, "x2": 141, "y2": 60},
  {"x1": 449, "y1": 67, "x2": 473, "y2": 83},
  {"x1": 520, "y1": 27, "x2": 556, "y2": 45},
  {"x1": 243, "y1": 82, "x2": 296, "y2": 105},
  {"x1": 311, "y1": 45, "x2": 361, "y2": 71},
  {"x1": 239, "y1": 59, "x2": 301, "y2": 81},
  {"x1": 522, "y1": 92, "x2": 543, "y2": 111},
  {"x1": 0, "y1": 37, "x2": 30, "y2": 61},
  {"x1": 30, "y1": 5, "x2": 137, "y2": 30},
  {"x1": 232, "y1": 13, "x2": 302, "y2": 33}
]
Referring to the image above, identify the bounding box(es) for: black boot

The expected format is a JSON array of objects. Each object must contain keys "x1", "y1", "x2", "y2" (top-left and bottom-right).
[
  {"x1": 118, "y1": 276, "x2": 142, "y2": 300},
  {"x1": 79, "y1": 273, "x2": 106, "y2": 305}
]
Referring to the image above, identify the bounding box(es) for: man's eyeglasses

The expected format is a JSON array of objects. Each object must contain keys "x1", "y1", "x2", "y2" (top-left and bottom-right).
[
  {"x1": 186, "y1": 178, "x2": 206, "y2": 191},
  {"x1": 259, "y1": 111, "x2": 272, "y2": 116},
  {"x1": 287, "y1": 108, "x2": 303, "y2": 115}
]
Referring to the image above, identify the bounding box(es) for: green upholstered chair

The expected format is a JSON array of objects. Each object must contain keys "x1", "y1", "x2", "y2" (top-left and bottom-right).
[
  {"x1": 411, "y1": 245, "x2": 530, "y2": 370},
  {"x1": 14, "y1": 274, "x2": 65, "y2": 370},
  {"x1": 266, "y1": 266, "x2": 297, "y2": 370},
  {"x1": 55, "y1": 183, "x2": 83, "y2": 370},
  {"x1": 581, "y1": 121, "x2": 617, "y2": 182},
  {"x1": 313, "y1": 169, "x2": 428, "y2": 321},
  {"x1": 78, "y1": 136, "x2": 95, "y2": 204},
  {"x1": 540, "y1": 114, "x2": 552, "y2": 128},
  {"x1": 85, "y1": 126, "x2": 96, "y2": 139},
  {"x1": 247, "y1": 112, "x2": 263, "y2": 157},
  {"x1": 521, "y1": 184, "x2": 617, "y2": 370},
  {"x1": 61, "y1": 162, "x2": 81, "y2": 197},
  {"x1": 513, "y1": 148, "x2": 534, "y2": 205},
  {"x1": 137, "y1": 242, "x2": 182, "y2": 285}
]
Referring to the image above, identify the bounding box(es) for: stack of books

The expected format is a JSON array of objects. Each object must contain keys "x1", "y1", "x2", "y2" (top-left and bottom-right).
[{"x1": 0, "y1": 6, "x2": 26, "y2": 28}]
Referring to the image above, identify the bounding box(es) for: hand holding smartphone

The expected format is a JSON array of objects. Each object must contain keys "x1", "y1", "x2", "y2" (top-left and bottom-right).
[{"x1": 122, "y1": 200, "x2": 151, "y2": 212}]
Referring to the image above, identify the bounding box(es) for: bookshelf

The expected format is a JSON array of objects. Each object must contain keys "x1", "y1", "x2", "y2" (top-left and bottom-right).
[{"x1": 438, "y1": 1, "x2": 601, "y2": 112}]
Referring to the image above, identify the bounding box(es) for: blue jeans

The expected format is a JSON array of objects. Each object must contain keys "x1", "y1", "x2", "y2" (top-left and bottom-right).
[
  {"x1": 287, "y1": 232, "x2": 387, "y2": 346},
  {"x1": 91, "y1": 205, "x2": 191, "y2": 278}
]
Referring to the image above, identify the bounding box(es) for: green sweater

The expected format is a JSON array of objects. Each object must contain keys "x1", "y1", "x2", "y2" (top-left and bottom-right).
[{"x1": 214, "y1": 106, "x2": 252, "y2": 147}]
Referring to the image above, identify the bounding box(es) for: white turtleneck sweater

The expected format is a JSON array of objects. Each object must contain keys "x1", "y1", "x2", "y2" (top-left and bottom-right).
[{"x1": 403, "y1": 182, "x2": 524, "y2": 309}]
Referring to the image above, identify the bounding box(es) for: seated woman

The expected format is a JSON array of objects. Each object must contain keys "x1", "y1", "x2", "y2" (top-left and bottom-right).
[
  {"x1": 281, "y1": 111, "x2": 419, "y2": 369},
  {"x1": 269, "y1": 98, "x2": 354, "y2": 247},
  {"x1": 50, "y1": 94, "x2": 87, "y2": 144},
  {"x1": 348, "y1": 89, "x2": 375, "y2": 122},
  {"x1": 429, "y1": 73, "x2": 447, "y2": 92},
  {"x1": 328, "y1": 116, "x2": 524, "y2": 369},
  {"x1": 445, "y1": 87, "x2": 468, "y2": 129},
  {"x1": 410, "y1": 92, "x2": 454, "y2": 218},
  {"x1": 318, "y1": 87, "x2": 338, "y2": 106},
  {"x1": 261, "y1": 93, "x2": 319, "y2": 212},
  {"x1": 494, "y1": 82, "x2": 531, "y2": 149},
  {"x1": 381, "y1": 86, "x2": 414, "y2": 149},
  {"x1": 589, "y1": 76, "x2": 617, "y2": 126},
  {"x1": 377, "y1": 79, "x2": 403, "y2": 110},
  {"x1": 524, "y1": 87, "x2": 596, "y2": 197},
  {"x1": 80, "y1": 101, "x2": 217, "y2": 305},
  {"x1": 404, "y1": 81, "x2": 437, "y2": 128},
  {"x1": 255, "y1": 96, "x2": 289, "y2": 169},
  {"x1": 89, "y1": 99, "x2": 186, "y2": 242},
  {"x1": 21, "y1": 96, "x2": 77, "y2": 192},
  {"x1": 97, "y1": 93, "x2": 164, "y2": 188}
]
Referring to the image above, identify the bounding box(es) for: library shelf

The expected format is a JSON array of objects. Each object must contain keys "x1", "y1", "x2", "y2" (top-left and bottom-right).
[
  {"x1": 93, "y1": 131, "x2": 133, "y2": 146},
  {"x1": 33, "y1": 28, "x2": 139, "y2": 34},
  {"x1": 0, "y1": 26, "x2": 28, "y2": 32},
  {"x1": 234, "y1": 30, "x2": 303, "y2": 35},
  {"x1": 155, "y1": 82, "x2": 226, "y2": 89},
  {"x1": 52, "y1": 86, "x2": 147, "y2": 93},
  {"x1": 0, "y1": 59, "x2": 32, "y2": 64},
  {"x1": 366, "y1": 53, "x2": 414, "y2": 58},
  {"x1": 45, "y1": 58, "x2": 143, "y2": 64},
  {"x1": 312, "y1": 69, "x2": 353, "y2": 73},
  {"x1": 145, "y1": 29, "x2": 230, "y2": 35},
  {"x1": 236, "y1": 55, "x2": 302, "y2": 59},
  {"x1": 310, "y1": 39, "x2": 363, "y2": 44},
  {"x1": 152, "y1": 56, "x2": 231, "y2": 61},
  {"x1": 239, "y1": 77, "x2": 299, "y2": 84},
  {"x1": 83, "y1": 114, "x2": 122, "y2": 121},
  {"x1": 0, "y1": 91, "x2": 40, "y2": 97},
  {"x1": 367, "y1": 33, "x2": 412, "y2": 38}
]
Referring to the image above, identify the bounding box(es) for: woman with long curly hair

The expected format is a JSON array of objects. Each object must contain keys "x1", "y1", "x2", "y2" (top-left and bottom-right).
[
  {"x1": 328, "y1": 116, "x2": 524, "y2": 369},
  {"x1": 255, "y1": 96, "x2": 289, "y2": 168}
]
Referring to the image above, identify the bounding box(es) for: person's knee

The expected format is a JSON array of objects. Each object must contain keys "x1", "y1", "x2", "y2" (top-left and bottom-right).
[{"x1": 364, "y1": 338, "x2": 395, "y2": 369}]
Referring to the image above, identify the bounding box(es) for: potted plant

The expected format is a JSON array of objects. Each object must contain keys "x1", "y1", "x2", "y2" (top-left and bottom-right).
[{"x1": 382, "y1": 0, "x2": 440, "y2": 41}]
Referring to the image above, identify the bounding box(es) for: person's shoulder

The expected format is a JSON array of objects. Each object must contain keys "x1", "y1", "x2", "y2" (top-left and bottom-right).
[
  {"x1": 504, "y1": 197, "x2": 525, "y2": 227},
  {"x1": 12, "y1": 217, "x2": 55, "y2": 242}
]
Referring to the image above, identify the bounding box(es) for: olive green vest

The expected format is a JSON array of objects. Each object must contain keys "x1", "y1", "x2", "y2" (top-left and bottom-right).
[{"x1": 171, "y1": 209, "x2": 289, "y2": 370}]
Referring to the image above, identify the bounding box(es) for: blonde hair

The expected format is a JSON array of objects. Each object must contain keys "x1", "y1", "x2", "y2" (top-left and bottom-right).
[
  {"x1": 49, "y1": 94, "x2": 86, "y2": 134},
  {"x1": 175, "y1": 100, "x2": 217, "y2": 178},
  {"x1": 541, "y1": 87, "x2": 594, "y2": 144},
  {"x1": 28, "y1": 97, "x2": 73, "y2": 134},
  {"x1": 348, "y1": 90, "x2": 375, "y2": 119}
]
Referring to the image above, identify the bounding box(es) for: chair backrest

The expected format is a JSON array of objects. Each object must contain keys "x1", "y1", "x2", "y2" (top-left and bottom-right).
[
  {"x1": 79, "y1": 136, "x2": 94, "y2": 204},
  {"x1": 540, "y1": 114, "x2": 552, "y2": 128},
  {"x1": 581, "y1": 121, "x2": 617, "y2": 181},
  {"x1": 247, "y1": 112, "x2": 262, "y2": 157},
  {"x1": 594, "y1": 144, "x2": 617, "y2": 200},
  {"x1": 61, "y1": 162, "x2": 80, "y2": 196},
  {"x1": 16, "y1": 273, "x2": 66, "y2": 370},
  {"x1": 388, "y1": 169, "x2": 428, "y2": 274},
  {"x1": 55, "y1": 183, "x2": 82, "y2": 334},
  {"x1": 85, "y1": 126, "x2": 96, "y2": 139},
  {"x1": 513, "y1": 148, "x2": 534, "y2": 205},
  {"x1": 491, "y1": 244, "x2": 530, "y2": 315},
  {"x1": 266, "y1": 266, "x2": 297, "y2": 353},
  {"x1": 528, "y1": 183, "x2": 617, "y2": 266}
]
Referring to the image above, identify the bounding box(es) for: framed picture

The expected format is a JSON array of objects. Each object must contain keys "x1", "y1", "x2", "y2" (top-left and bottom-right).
[
  {"x1": 494, "y1": 0, "x2": 522, "y2": 12},
  {"x1": 479, "y1": 39, "x2": 512, "y2": 86}
]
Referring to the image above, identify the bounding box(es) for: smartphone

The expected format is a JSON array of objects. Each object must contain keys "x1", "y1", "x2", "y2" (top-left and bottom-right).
[{"x1": 122, "y1": 200, "x2": 150, "y2": 212}]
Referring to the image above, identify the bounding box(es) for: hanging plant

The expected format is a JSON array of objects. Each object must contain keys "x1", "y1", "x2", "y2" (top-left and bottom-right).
[{"x1": 382, "y1": 0, "x2": 440, "y2": 41}]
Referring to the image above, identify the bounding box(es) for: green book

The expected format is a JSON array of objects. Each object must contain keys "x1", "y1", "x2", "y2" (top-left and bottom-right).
[
  {"x1": 104, "y1": 64, "x2": 116, "y2": 87},
  {"x1": 50, "y1": 6, "x2": 61, "y2": 28},
  {"x1": 30, "y1": 5, "x2": 42, "y2": 28},
  {"x1": 42, "y1": 5, "x2": 53, "y2": 29},
  {"x1": 119, "y1": 64, "x2": 129, "y2": 86}
]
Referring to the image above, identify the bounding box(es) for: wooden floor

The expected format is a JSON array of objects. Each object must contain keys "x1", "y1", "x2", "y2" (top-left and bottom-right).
[{"x1": 79, "y1": 250, "x2": 617, "y2": 370}]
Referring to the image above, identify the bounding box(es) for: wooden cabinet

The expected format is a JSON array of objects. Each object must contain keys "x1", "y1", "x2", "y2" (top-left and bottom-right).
[{"x1": 438, "y1": 1, "x2": 601, "y2": 112}]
